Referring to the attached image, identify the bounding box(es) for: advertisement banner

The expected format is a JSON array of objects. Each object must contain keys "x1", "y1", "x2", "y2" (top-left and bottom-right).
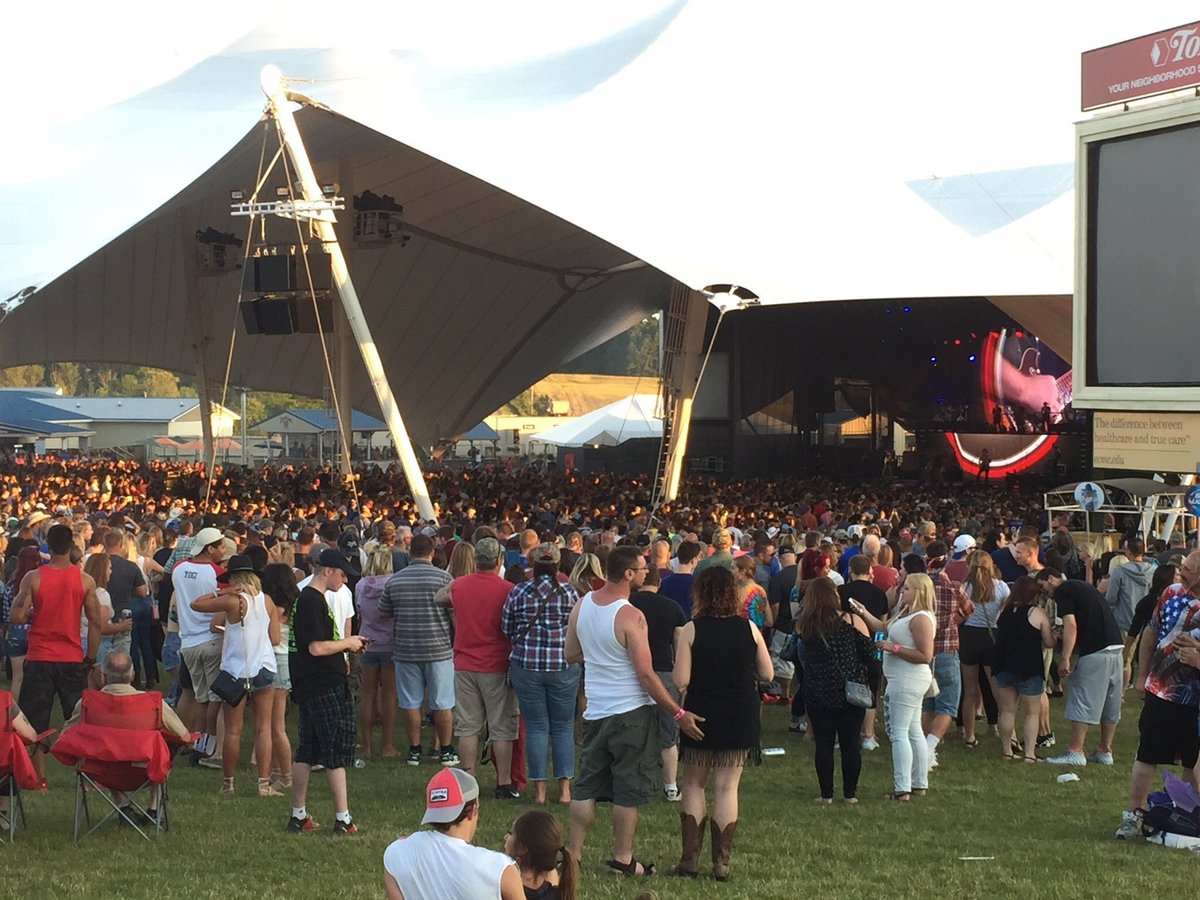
[
  {"x1": 1082, "y1": 21, "x2": 1200, "y2": 110},
  {"x1": 1092, "y1": 411, "x2": 1200, "y2": 473}
]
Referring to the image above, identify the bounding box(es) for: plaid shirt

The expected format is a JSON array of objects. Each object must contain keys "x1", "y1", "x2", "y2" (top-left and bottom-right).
[
  {"x1": 929, "y1": 569, "x2": 973, "y2": 654},
  {"x1": 501, "y1": 575, "x2": 580, "y2": 672}
]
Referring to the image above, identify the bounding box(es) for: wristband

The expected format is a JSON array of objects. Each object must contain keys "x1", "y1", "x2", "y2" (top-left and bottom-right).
[
  {"x1": 892, "y1": 643, "x2": 901, "y2": 655},
  {"x1": 674, "y1": 708, "x2": 688, "y2": 721}
]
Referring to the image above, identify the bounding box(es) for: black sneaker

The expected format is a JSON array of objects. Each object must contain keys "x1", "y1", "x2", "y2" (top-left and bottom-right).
[
  {"x1": 287, "y1": 814, "x2": 320, "y2": 834},
  {"x1": 440, "y1": 746, "x2": 461, "y2": 767},
  {"x1": 494, "y1": 784, "x2": 521, "y2": 800},
  {"x1": 333, "y1": 818, "x2": 359, "y2": 836},
  {"x1": 1036, "y1": 733, "x2": 1056, "y2": 749},
  {"x1": 406, "y1": 746, "x2": 422, "y2": 766}
]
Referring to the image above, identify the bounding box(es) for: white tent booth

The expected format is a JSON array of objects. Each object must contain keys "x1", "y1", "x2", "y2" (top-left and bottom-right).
[
  {"x1": 1042, "y1": 478, "x2": 1194, "y2": 547},
  {"x1": 533, "y1": 395, "x2": 663, "y2": 449}
]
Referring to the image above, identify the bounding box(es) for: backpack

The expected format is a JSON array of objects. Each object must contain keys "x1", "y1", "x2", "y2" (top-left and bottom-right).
[{"x1": 1144, "y1": 803, "x2": 1200, "y2": 839}]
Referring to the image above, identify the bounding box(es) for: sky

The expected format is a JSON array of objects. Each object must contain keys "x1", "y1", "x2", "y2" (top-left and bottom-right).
[{"x1": 3, "y1": 2, "x2": 1199, "y2": 304}]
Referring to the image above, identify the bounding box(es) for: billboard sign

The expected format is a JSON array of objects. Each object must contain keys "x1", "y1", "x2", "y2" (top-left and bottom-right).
[{"x1": 1083, "y1": 21, "x2": 1200, "y2": 110}]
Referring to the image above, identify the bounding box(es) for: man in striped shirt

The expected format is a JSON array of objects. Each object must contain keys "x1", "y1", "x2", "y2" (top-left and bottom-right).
[{"x1": 380, "y1": 534, "x2": 456, "y2": 766}]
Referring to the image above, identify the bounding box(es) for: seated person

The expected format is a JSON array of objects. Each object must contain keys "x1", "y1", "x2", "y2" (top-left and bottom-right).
[
  {"x1": 384, "y1": 768, "x2": 524, "y2": 900},
  {"x1": 62, "y1": 651, "x2": 189, "y2": 820},
  {"x1": 0, "y1": 693, "x2": 37, "y2": 826}
]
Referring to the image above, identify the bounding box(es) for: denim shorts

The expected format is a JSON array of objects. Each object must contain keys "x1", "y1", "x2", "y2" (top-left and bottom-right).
[
  {"x1": 5, "y1": 624, "x2": 29, "y2": 657},
  {"x1": 273, "y1": 651, "x2": 291, "y2": 691},
  {"x1": 360, "y1": 650, "x2": 394, "y2": 669},
  {"x1": 922, "y1": 651, "x2": 962, "y2": 717},
  {"x1": 395, "y1": 659, "x2": 455, "y2": 711},
  {"x1": 994, "y1": 670, "x2": 1045, "y2": 697},
  {"x1": 162, "y1": 632, "x2": 182, "y2": 671}
]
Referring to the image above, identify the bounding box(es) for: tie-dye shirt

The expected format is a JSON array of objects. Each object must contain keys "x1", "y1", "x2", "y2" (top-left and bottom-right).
[{"x1": 1143, "y1": 585, "x2": 1200, "y2": 706}]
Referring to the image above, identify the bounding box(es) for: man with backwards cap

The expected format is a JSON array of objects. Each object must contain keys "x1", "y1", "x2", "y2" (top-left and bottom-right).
[{"x1": 383, "y1": 768, "x2": 524, "y2": 900}]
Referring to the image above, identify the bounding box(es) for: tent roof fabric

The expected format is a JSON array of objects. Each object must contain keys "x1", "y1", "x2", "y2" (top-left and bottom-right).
[
  {"x1": 533, "y1": 394, "x2": 662, "y2": 447},
  {"x1": 0, "y1": 107, "x2": 668, "y2": 446},
  {"x1": 460, "y1": 422, "x2": 500, "y2": 442}
]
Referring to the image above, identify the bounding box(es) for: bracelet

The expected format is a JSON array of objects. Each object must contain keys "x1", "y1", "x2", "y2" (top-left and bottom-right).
[
  {"x1": 892, "y1": 643, "x2": 901, "y2": 655},
  {"x1": 674, "y1": 707, "x2": 688, "y2": 721}
]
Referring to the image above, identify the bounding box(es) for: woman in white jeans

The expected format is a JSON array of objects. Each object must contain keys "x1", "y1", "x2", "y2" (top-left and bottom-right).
[{"x1": 876, "y1": 574, "x2": 936, "y2": 801}]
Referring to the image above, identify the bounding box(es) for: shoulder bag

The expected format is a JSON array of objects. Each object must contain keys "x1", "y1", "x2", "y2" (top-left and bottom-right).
[
  {"x1": 211, "y1": 594, "x2": 251, "y2": 707},
  {"x1": 821, "y1": 627, "x2": 873, "y2": 708}
]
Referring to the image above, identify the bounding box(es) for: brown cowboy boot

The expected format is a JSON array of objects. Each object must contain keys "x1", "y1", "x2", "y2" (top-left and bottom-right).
[
  {"x1": 668, "y1": 813, "x2": 706, "y2": 876},
  {"x1": 710, "y1": 819, "x2": 738, "y2": 881}
]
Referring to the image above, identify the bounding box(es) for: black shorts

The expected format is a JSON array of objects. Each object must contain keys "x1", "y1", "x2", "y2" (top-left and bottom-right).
[
  {"x1": 19, "y1": 659, "x2": 88, "y2": 733},
  {"x1": 295, "y1": 684, "x2": 356, "y2": 770},
  {"x1": 959, "y1": 626, "x2": 996, "y2": 668},
  {"x1": 1136, "y1": 693, "x2": 1200, "y2": 768}
]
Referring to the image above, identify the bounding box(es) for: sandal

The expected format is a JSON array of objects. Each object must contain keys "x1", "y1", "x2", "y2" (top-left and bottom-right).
[
  {"x1": 1023, "y1": 755, "x2": 1039, "y2": 764},
  {"x1": 887, "y1": 791, "x2": 911, "y2": 802},
  {"x1": 1001, "y1": 753, "x2": 1014, "y2": 761},
  {"x1": 607, "y1": 858, "x2": 656, "y2": 876},
  {"x1": 963, "y1": 739, "x2": 979, "y2": 749}
]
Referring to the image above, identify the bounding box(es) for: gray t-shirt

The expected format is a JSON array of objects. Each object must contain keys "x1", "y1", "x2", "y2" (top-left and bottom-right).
[{"x1": 379, "y1": 560, "x2": 453, "y2": 663}]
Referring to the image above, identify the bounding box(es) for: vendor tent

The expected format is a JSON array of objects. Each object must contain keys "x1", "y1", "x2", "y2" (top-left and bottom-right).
[{"x1": 534, "y1": 394, "x2": 661, "y2": 447}]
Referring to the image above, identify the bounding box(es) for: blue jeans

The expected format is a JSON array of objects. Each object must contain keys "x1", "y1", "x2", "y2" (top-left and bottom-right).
[
  {"x1": 130, "y1": 597, "x2": 158, "y2": 684},
  {"x1": 508, "y1": 663, "x2": 581, "y2": 782}
]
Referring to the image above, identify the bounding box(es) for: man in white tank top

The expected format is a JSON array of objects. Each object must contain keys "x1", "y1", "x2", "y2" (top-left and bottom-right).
[
  {"x1": 383, "y1": 768, "x2": 524, "y2": 900},
  {"x1": 564, "y1": 546, "x2": 705, "y2": 876}
]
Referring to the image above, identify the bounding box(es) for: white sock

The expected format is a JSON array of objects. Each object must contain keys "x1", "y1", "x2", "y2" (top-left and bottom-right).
[
  {"x1": 292, "y1": 806, "x2": 307, "y2": 820},
  {"x1": 664, "y1": 782, "x2": 677, "y2": 793},
  {"x1": 335, "y1": 809, "x2": 352, "y2": 824},
  {"x1": 926, "y1": 734, "x2": 940, "y2": 751}
]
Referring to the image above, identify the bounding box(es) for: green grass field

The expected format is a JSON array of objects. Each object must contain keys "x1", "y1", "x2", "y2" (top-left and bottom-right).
[{"x1": 0, "y1": 686, "x2": 1191, "y2": 899}]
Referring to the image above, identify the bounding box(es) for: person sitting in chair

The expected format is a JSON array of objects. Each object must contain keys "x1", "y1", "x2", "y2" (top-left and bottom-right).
[
  {"x1": 0, "y1": 693, "x2": 37, "y2": 828},
  {"x1": 62, "y1": 651, "x2": 189, "y2": 820}
]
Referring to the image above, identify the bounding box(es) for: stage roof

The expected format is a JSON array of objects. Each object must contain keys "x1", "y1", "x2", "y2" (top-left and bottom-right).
[{"x1": 2, "y1": 5, "x2": 1197, "y2": 440}]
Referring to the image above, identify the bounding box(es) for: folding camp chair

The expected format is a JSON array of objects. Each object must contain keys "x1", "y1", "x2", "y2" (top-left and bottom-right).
[
  {"x1": 0, "y1": 689, "x2": 52, "y2": 843},
  {"x1": 51, "y1": 689, "x2": 181, "y2": 841}
]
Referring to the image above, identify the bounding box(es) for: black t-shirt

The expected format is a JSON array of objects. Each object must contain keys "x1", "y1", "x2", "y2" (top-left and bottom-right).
[
  {"x1": 289, "y1": 586, "x2": 346, "y2": 703},
  {"x1": 1129, "y1": 590, "x2": 1160, "y2": 640},
  {"x1": 630, "y1": 590, "x2": 687, "y2": 673},
  {"x1": 839, "y1": 580, "x2": 890, "y2": 621},
  {"x1": 1054, "y1": 580, "x2": 1122, "y2": 657},
  {"x1": 768, "y1": 565, "x2": 798, "y2": 633},
  {"x1": 106, "y1": 554, "x2": 146, "y2": 614},
  {"x1": 154, "y1": 546, "x2": 174, "y2": 620}
]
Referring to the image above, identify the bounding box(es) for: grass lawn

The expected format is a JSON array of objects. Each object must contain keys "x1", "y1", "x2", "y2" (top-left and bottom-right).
[{"x1": 1, "y1": 684, "x2": 1193, "y2": 899}]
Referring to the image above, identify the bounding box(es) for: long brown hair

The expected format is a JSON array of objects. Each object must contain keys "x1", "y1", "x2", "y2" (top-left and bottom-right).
[
  {"x1": 510, "y1": 809, "x2": 577, "y2": 900},
  {"x1": 796, "y1": 577, "x2": 842, "y2": 641},
  {"x1": 965, "y1": 550, "x2": 997, "y2": 607},
  {"x1": 691, "y1": 567, "x2": 739, "y2": 618},
  {"x1": 1005, "y1": 575, "x2": 1041, "y2": 610},
  {"x1": 83, "y1": 552, "x2": 111, "y2": 590}
]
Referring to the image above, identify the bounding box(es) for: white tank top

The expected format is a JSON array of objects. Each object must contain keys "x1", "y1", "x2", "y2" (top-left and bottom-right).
[
  {"x1": 222, "y1": 591, "x2": 278, "y2": 678},
  {"x1": 383, "y1": 830, "x2": 514, "y2": 900},
  {"x1": 578, "y1": 593, "x2": 653, "y2": 720}
]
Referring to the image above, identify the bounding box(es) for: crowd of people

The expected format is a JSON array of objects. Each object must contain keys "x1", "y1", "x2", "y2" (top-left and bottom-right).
[{"x1": 2, "y1": 453, "x2": 1199, "y2": 892}]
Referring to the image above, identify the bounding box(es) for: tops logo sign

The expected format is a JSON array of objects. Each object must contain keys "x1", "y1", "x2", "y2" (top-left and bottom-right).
[
  {"x1": 1152, "y1": 29, "x2": 1200, "y2": 67},
  {"x1": 1082, "y1": 21, "x2": 1200, "y2": 110}
]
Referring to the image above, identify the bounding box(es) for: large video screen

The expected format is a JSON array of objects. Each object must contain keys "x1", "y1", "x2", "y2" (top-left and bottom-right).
[{"x1": 1088, "y1": 120, "x2": 1200, "y2": 385}]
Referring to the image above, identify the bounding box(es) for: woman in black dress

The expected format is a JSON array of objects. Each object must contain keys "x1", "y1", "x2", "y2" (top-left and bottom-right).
[{"x1": 669, "y1": 567, "x2": 773, "y2": 881}]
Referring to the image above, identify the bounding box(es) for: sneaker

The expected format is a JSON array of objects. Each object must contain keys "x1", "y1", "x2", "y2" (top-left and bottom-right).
[
  {"x1": 861, "y1": 737, "x2": 880, "y2": 751},
  {"x1": 287, "y1": 814, "x2": 320, "y2": 834},
  {"x1": 664, "y1": 785, "x2": 681, "y2": 802},
  {"x1": 1115, "y1": 809, "x2": 1143, "y2": 841},
  {"x1": 788, "y1": 722, "x2": 807, "y2": 735},
  {"x1": 406, "y1": 746, "x2": 422, "y2": 766},
  {"x1": 1036, "y1": 733, "x2": 1056, "y2": 748},
  {"x1": 927, "y1": 750, "x2": 938, "y2": 771},
  {"x1": 1087, "y1": 750, "x2": 1115, "y2": 766},
  {"x1": 440, "y1": 746, "x2": 461, "y2": 767},
  {"x1": 198, "y1": 756, "x2": 223, "y2": 770},
  {"x1": 1045, "y1": 750, "x2": 1087, "y2": 766},
  {"x1": 332, "y1": 818, "x2": 359, "y2": 836},
  {"x1": 494, "y1": 785, "x2": 521, "y2": 800}
]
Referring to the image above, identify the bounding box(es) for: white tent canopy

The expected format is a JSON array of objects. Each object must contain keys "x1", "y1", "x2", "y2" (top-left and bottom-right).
[
  {"x1": 2, "y1": 4, "x2": 1197, "y2": 439},
  {"x1": 533, "y1": 394, "x2": 662, "y2": 447}
]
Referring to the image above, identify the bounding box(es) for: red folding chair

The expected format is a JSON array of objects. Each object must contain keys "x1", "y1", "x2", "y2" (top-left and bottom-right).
[
  {"x1": 0, "y1": 689, "x2": 52, "y2": 843},
  {"x1": 50, "y1": 689, "x2": 184, "y2": 841}
]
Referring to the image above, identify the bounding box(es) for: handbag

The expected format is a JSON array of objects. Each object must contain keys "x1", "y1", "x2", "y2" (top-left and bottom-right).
[
  {"x1": 821, "y1": 632, "x2": 873, "y2": 709},
  {"x1": 780, "y1": 633, "x2": 803, "y2": 666},
  {"x1": 211, "y1": 594, "x2": 251, "y2": 707},
  {"x1": 924, "y1": 675, "x2": 940, "y2": 699}
]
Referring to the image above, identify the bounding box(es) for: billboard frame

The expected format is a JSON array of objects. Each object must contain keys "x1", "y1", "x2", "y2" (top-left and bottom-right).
[{"x1": 1073, "y1": 94, "x2": 1200, "y2": 411}]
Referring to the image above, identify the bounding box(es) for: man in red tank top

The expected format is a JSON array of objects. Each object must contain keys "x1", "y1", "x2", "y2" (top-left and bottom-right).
[{"x1": 9, "y1": 523, "x2": 103, "y2": 778}]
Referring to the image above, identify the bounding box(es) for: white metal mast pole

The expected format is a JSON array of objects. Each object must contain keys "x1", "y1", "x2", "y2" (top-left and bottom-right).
[{"x1": 259, "y1": 65, "x2": 437, "y2": 522}]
